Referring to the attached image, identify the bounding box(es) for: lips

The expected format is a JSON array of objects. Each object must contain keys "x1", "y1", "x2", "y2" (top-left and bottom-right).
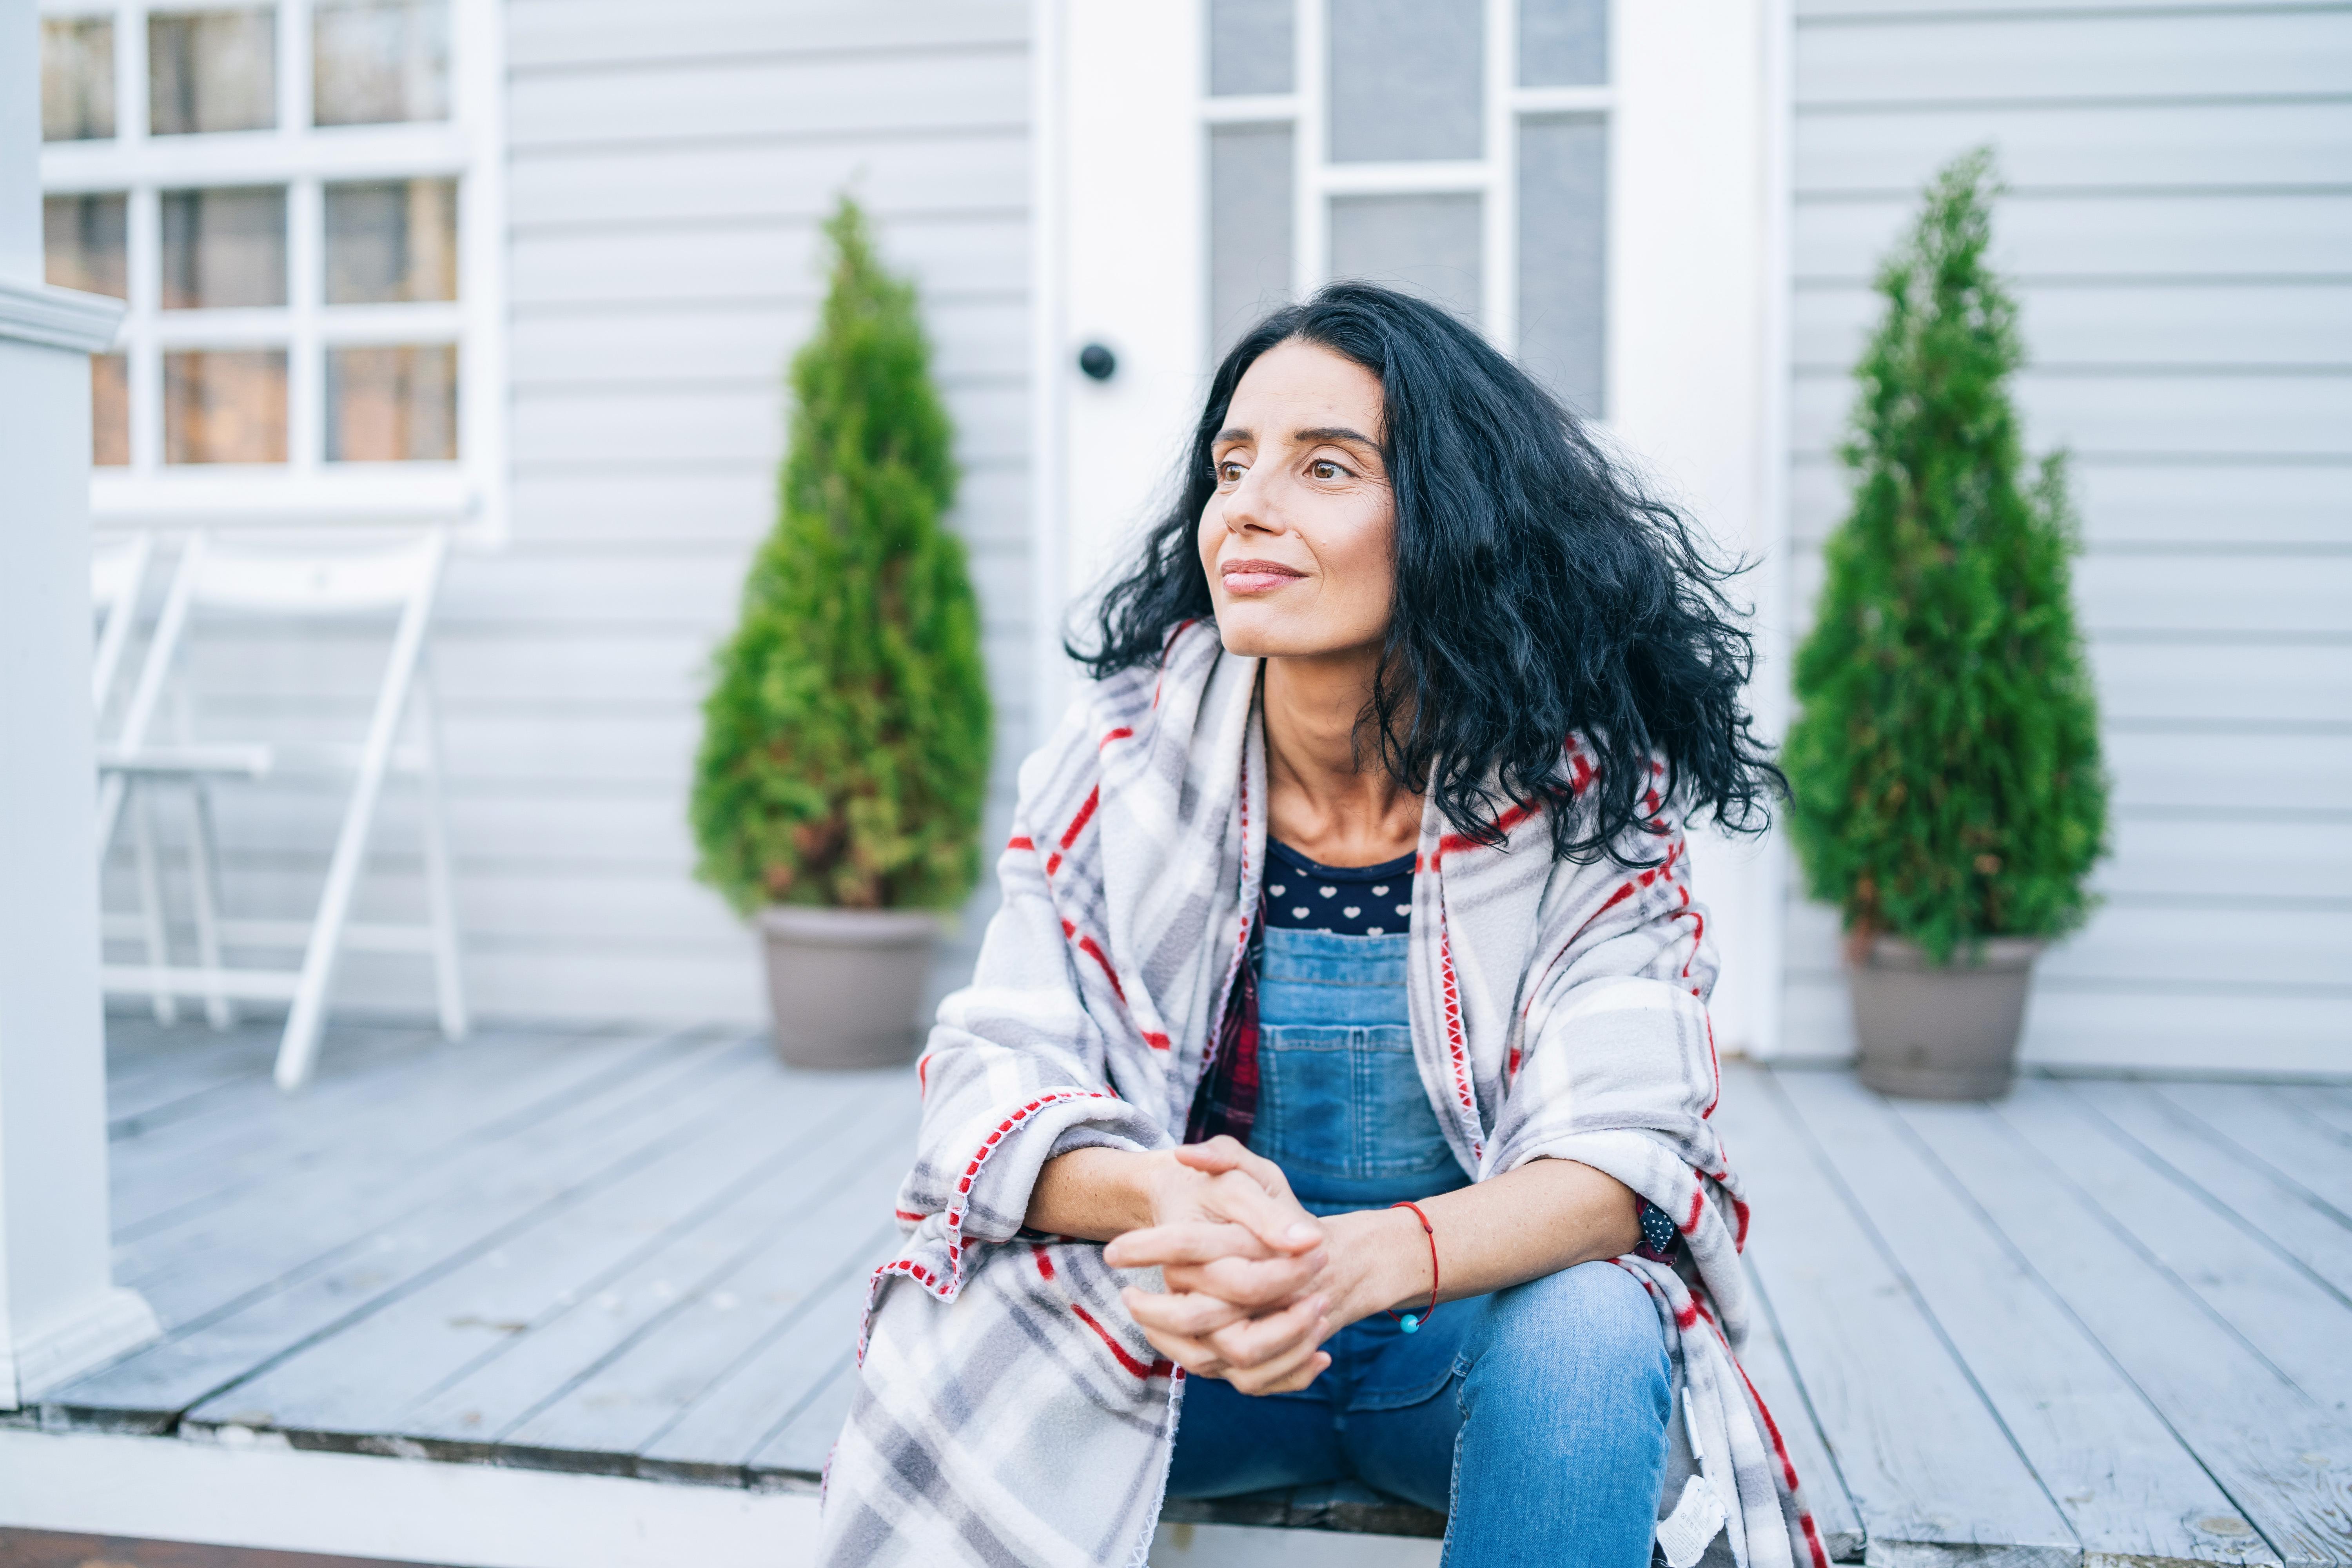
[{"x1": 1219, "y1": 557, "x2": 1306, "y2": 595}]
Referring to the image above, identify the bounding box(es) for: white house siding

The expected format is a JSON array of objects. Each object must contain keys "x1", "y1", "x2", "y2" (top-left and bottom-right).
[
  {"x1": 1781, "y1": 0, "x2": 2352, "y2": 1071},
  {"x1": 109, "y1": 1, "x2": 1034, "y2": 1028}
]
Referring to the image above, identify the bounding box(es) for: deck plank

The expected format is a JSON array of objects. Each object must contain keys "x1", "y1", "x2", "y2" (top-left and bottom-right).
[
  {"x1": 498, "y1": 1120, "x2": 914, "y2": 1465},
  {"x1": 2298, "y1": 1089, "x2": 2352, "y2": 1142},
  {"x1": 1734, "y1": 1258, "x2": 1869, "y2": 1563},
  {"x1": 2067, "y1": 1082, "x2": 2352, "y2": 1303},
  {"x1": 392, "y1": 1089, "x2": 912, "y2": 1453},
  {"x1": 178, "y1": 1065, "x2": 905, "y2": 1444},
  {"x1": 1999, "y1": 1085, "x2": 2352, "y2": 1419},
  {"x1": 44, "y1": 1038, "x2": 775, "y2": 1420},
  {"x1": 2152, "y1": 1084, "x2": 2352, "y2": 1231},
  {"x1": 745, "y1": 1332, "x2": 862, "y2": 1477},
  {"x1": 1713, "y1": 1063, "x2": 2078, "y2": 1564},
  {"x1": 1777, "y1": 1069, "x2": 2274, "y2": 1567},
  {"x1": 1896, "y1": 1094, "x2": 2352, "y2": 1566}
]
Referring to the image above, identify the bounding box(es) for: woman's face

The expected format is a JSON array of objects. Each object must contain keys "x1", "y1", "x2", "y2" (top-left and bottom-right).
[{"x1": 1198, "y1": 339, "x2": 1396, "y2": 661}]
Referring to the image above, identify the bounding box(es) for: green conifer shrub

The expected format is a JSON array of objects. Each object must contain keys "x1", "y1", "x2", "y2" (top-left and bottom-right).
[
  {"x1": 1782, "y1": 150, "x2": 2108, "y2": 964},
  {"x1": 691, "y1": 199, "x2": 991, "y2": 912}
]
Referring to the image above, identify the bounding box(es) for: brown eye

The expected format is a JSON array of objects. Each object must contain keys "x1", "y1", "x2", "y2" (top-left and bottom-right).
[
  {"x1": 1219, "y1": 460, "x2": 1245, "y2": 483},
  {"x1": 1311, "y1": 459, "x2": 1343, "y2": 479}
]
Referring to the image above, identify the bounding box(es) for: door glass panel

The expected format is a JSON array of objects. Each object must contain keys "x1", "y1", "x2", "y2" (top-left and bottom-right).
[
  {"x1": 164, "y1": 349, "x2": 288, "y2": 462},
  {"x1": 325, "y1": 179, "x2": 459, "y2": 303},
  {"x1": 1328, "y1": 193, "x2": 1482, "y2": 322},
  {"x1": 1209, "y1": 0, "x2": 1292, "y2": 97},
  {"x1": 1517, "y1": 114, "x2": 1606, "y2": 414},
  {"x1": 42, "y1": 18, "x2": 116, "y2": 141},
  {"x1": 326, "y1": 345, "x2": 457, "y2": 460},
  {"x1": 1328, "y1": 0, "x2": 1481, "y2": 163},
  {"x1": 314, "y1": 0, "x2": 450, "y2": 126},
  {"x1": 1518, "y1": 0, "x2": 1606, "y2": 87},
  {"x1": 149, "y1": 9, "x2": 278, "y2": 135},
  {"x1": 161, "y1": 187, "x2": 288, "y2": 309},
  {"x1": 93, "y1": 354, "x2": 131, "y2": 467},
  {"x1": 1210, "y1": 125, "x2": 1294, "y2": 360},
  {"x1": 45, "y1": 194, "x2": 130, "y2": 299}
]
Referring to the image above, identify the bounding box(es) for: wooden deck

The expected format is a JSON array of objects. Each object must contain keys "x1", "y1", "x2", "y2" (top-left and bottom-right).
[{"x1": 15, "y1": 1020, "x2": 2352, "y2": 1566}]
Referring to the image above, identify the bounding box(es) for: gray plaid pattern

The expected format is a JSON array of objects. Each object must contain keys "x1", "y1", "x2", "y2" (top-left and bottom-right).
[{"x1": 817, "y1": 624, "x2": 1826, "y2": 1568}]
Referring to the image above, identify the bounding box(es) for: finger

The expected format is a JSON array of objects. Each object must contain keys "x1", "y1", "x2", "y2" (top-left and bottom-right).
[
  {"x1": 1177, "y1": 1249, "x2": 1328, "y2": 1309},
  {"x1": 1227, "y1": 1335, "x2": 1336, "y2": 1397},
  {"x1": 1209, "y1": 1294, "x2": 1328, "y2": 1370},
  {"x1": 1123, "y1": 1286, "x2": 1250, "y2": 1339},
  {"x1": 1243, "y1": 1349, "x2": 1334, "y2": 1397},
  {"x1": 1106, "y1": 1221, "x2": 1278, "y2": 1270},
  {"x1": 1207, "y1": 1173, "x2": 1325, "y2": 1257},
  {"x1": 1131, "y1": 1321, "x2": 1230, "y2": 1381},
  {"x1": 1178, "y1": 1140, "x2": 1308, "y2": 1212}
]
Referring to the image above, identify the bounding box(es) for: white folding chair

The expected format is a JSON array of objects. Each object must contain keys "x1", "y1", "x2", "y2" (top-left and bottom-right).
[
  {"x1": 96, "y1": 530, "x2": 468, "y2": 1090},
  {"x1": 90, "y1": 533, "x2": 184, "y2": 1025}
]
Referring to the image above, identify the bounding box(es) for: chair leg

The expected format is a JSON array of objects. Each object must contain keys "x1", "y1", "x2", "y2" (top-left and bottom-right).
[
  {"x1": 129, "y1": 782, "x2": 178, "y2": 1026},
  {"x1": 186, "y1": 780, "x2": 236, "y2": 1030},
  {"x1": 415, "y1": 683, "x2": 468, "y2": 1041}
]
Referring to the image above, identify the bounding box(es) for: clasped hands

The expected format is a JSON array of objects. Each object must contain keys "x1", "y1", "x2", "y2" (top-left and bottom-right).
[{"x1": 1102, "y1": 1136, "x2": 1426, "y2": 1396}]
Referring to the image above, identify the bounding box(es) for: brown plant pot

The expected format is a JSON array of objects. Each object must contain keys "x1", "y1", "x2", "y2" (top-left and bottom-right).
[
  {"x1": 1848, "y1": 934, "x2": 2042, "y2": 1101},
  {"x1": 757, "y1": 906, "x2": 940, "y2": 1070}
]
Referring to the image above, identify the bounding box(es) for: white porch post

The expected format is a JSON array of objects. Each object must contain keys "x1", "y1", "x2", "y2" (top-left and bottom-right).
[{"x1": 0, "y1": 0, "x2": 162, "y2": 1406}]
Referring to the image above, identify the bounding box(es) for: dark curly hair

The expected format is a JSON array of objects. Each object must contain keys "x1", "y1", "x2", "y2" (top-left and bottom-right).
[{"x1": 1071, "y1": 281, "x2": 1781, "y2": 867}]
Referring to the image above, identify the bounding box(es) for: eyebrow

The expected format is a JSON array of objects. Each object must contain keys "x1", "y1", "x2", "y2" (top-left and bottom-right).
[{"x1": 1211, "y1": 425, "x2": 1380, "y2": 448}]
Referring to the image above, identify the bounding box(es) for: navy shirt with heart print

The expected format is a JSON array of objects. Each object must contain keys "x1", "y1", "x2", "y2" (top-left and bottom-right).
[{"x1": 1262, "y1": 838, "x2": 1416, "y2": 935}]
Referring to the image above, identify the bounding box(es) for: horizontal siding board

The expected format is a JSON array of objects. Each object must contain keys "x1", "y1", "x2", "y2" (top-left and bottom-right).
[
  {"x1": 509, "y1": 132, "x2": 1028, "y2": 230},
  {"x1": 1795, "y1": 191, "x2": 2352, "y2": 282},
  {"x1": 1795, "y1": 11, "x2": 2352, "y2": 106},
  {"x1": 1793, "y1": 281, "x2": 2352, "y2": 372},
  {"x1": 509, "y1": 213, "x2": 1028, "y2": 309},
  {"x1": 1794, "y1": 98, "x2": 2352, "y2": 194},
  {"x1": 2088, "y1": 640, "x2": 2352, "y2": 728},
  {"x1": 2105, "y1": 728, "x2": 2350, "y2": 813},
  {"x1": 506, "y1": 0, "x2": 1026, "y2": 74},
  {"x1": 1790, "y1": 456, "x2": 2352, "y2": 546},
  {"x1": 509, "y1": 299, "x2": 1027, "y2": 388},
  {"x1": 508, "y1": 465, "x2": 1028, "y2": 549},
  {"x1": 508, "y1": 379, "x2": 1026, "y2": 468},
  {"x1": 507, "y1": 49, "x2": 1027, "y2": 150}
]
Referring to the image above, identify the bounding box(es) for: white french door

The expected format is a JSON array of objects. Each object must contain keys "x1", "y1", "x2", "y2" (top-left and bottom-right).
[{"x1": 1034, "y1": 0, "x2": 1791, "y2": 1052}]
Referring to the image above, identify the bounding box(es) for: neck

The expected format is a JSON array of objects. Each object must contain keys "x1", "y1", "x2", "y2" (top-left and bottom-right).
[{"x1": 1260, "y1": 648, "x2": 1420, "y2": 866}]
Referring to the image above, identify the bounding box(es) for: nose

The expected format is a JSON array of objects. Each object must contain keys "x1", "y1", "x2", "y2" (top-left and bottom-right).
[{"x1": 1220, "y1": 462, "x2": 1277, "y2": 537}]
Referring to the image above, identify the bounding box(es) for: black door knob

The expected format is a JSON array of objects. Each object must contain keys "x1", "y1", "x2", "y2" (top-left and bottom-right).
[{"x1": 1077, "y1": 343, "x2": 1117, "y2": 381}]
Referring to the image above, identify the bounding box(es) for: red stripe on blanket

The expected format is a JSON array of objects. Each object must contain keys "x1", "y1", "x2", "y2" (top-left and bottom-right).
[
  {"x1": 1007, "y1": 835, "x2": 1034, "y2": 851},
  {"x1": 1424, "y1": 800, "x2": 1542, "y2": 869},
  {"x1": 1686, "y1": 1187, "x2": 1705, "y2": 1234},
  {"x1": 1436, "y1": 910, "x2": 1484, "y2": 1165},
  {"x1": 1060, "y1": 786, "x2": 1100, "y2": 849},
  {"x1": 1729, "y1": 1337, "x2": 1826, "y2": 1568},
  {"x1": 894, "y1": 1210, "x2": 925, "y2": 1223},
  {"x1": 1033, "y1": 1244, "x2": 1055, "y2": 1280},
  {"x1": 1075, "y1": 934, "x2": 1127, "y2": 1001},
  {"x1": 1700, "y1": 1011, "x2": 1721, "y2": 1119},
  {"x1": 1099, "y1": 726, "x2": 1133, "y2": 749},
  {"x1": 1142, "y1": 1030, "x2": 1172, "y2": 1051},
  {"x1": 1071, "y1": 1303, "x2": 1175, "y2": 1380}
]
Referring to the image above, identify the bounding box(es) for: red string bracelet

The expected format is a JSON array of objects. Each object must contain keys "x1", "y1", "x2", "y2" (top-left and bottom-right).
[{"x1": 1386, "y1": 1200, "x2": 1440, "y2": 1333}]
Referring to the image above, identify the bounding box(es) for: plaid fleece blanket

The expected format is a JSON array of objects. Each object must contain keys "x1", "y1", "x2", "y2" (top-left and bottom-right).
[{"x1": 817, "y1": 623, "x2": 1826, "y2": 1568}]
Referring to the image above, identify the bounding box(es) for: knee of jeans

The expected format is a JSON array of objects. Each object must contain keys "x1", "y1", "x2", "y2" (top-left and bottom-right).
[{"x1": 1467, "y1": 1261, "x2": 1670, "y2": 1423}]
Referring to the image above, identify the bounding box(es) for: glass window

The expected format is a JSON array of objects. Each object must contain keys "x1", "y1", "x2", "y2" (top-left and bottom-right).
[
  {"x1": 1519, "y1": 0, "x2": 1606, "y2": 88},
  {"x1": 1327, "y1": 0, "x2": 1481, "y2": 163},
  {"x1": 161, "y1": 187, "x2": 288, "y2": 309},
  {"x1": 149, "y1": 8, "x2": 277, "y2": 136},
  {"x1": 325, "y1": 180, "x2": 458, "y2": 303},
  {"x1": 1328, "y1": 192, "x2": 1483, "y2": 322},
  {"x1": 93, "y1": 354, "x2": 131, "y2": 468},
  {"x1": 45, "y1": 194, "x2": 130, "y2": 299},
  {"x1": 165, "y1": 349, "x2": 289, "y2": 463},
  {"x1": 314, "y1": 0, "x2": 449, "y2": 125},
  {"x1": 1210, "y1": 125, "x2": 1294, "y2": 360},
  {"x1": 1517, "y1": 114, "x2": 1607, "y2": 414},
  {"x1": 41, "y1": 17, "x2": 116, "y2": 141},
  {"x1": 1209, "y1": 0, "x2": 1292, "y2": 98},
  {"x1": 326, "y1": 345, "x2": 457, "y2": 460}
]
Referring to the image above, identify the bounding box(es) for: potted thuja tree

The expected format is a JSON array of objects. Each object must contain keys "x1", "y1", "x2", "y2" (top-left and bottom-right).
[
  {"x1": 1783, "y1": 151, "x2": 2108, "y2": 1100},
  {"x1": 691, "y1": 199, "x2": 991, "y2": 1069}
]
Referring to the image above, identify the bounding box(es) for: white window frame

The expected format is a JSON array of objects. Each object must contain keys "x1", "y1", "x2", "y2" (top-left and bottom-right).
[
  {"x1": 38, "y1": 0, "x2": 507, "y2": 540},
  {"x1": 1199, "y1": 0, "x2": 1614, "y2": 373}
]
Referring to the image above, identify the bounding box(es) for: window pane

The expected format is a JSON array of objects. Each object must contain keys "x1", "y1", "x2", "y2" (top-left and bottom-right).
[
  {"x1": 326, "y1": 345, "x2": 457, "y2": 461},
  {"x1": 165, "y1": 350, "x2": 288, "y2": 463},
  {"x1": 1517, "y1": 114, "x2": 1606, "y2": 415},
  {"x1": 1210, "y1": 125, "x2": 1294, "y2": 362},
  {"x1": 93, "y1": 354, "x2": 130, "y2": 467},
  {"x1": 1328, "y1": 192, "x2": 1482, "y2": 323},
  {"x1": 325, "y1": 180, "x2": 458, "y2": 303},
  {"x1": 42, "y1": 17, "x2": 116, "y2": 141},
  {"x1": 314, "y1": 0, "x2": 449, "y2": 125},
  {"x1": 150, "y1": 9, "x2": 276, "y2": 136},
  {"x1": 1518, "y1": 0, "x2": 1606, "y2": 87},
  {"x1": 1328, "y1": 0, "x2": 1481, "y2": 163},
  {"x1": 161, "y1": 187, "x2": 287, "y2": 309},
  {"x1": 1209, "y1": 0, "x2": 1292, "y2": 96},
  {"x1": 45, "y1": 194, "x2": 129, "y2": 299}
]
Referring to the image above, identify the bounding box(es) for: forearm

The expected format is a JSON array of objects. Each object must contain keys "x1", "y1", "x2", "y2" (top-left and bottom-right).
[
  {"x1": 1023, "y1": 1147, "x2": 1171, "y2": 1241},
  {"x1": 1330, "y1": 1157, "x2": 1642, "y2": 1321}
]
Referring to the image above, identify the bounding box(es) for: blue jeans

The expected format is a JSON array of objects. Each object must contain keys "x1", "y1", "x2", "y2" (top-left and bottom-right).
[{"x1": 1165, "y1": 1259, "x2": 1672, "y2": 1567}]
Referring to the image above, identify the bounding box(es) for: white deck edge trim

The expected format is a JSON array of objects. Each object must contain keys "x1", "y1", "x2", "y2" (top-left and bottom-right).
[
  {"x1": 12, "y1": 1288, "x2": 161, "y2": 1406},
  {"x1": 0, "y1": 278, "x2": 125, "y2": 355}
]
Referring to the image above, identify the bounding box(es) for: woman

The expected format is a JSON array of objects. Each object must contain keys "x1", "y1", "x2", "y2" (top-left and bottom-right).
[{"x1": 817, "y1": 284, "x2": 1821, "y2": 1568}]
